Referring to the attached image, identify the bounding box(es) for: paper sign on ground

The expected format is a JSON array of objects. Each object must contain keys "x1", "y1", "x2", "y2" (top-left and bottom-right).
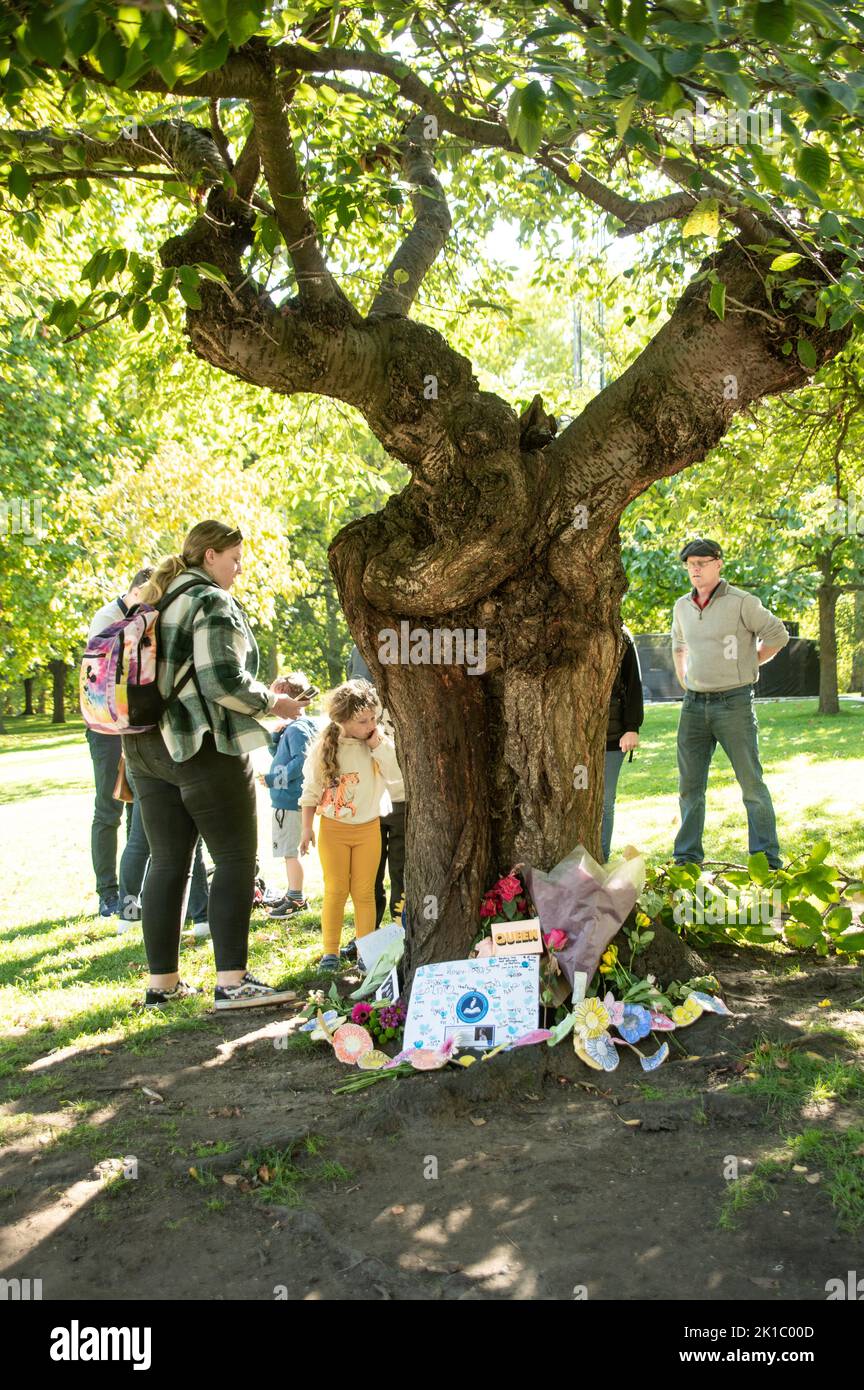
[
  {"x1": 404, "y1": 957, "x2": 540, "y2": 1052},
  {"x1": 356, "y1": 922, "x2": 405, "y2": 973}
]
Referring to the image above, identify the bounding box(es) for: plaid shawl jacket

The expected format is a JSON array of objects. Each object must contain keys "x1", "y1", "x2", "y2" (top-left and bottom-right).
[{"x1": 153, "y1": 567, "x2": 276, "y2": 762}]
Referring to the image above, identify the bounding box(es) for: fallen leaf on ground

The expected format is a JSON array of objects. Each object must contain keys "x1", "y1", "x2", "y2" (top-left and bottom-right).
[
  {"x1": 257, "y1": 1165, "x2": 272, "y2": 1184},
  {"x1": 469, "y1": 1117, "x2": 487, "y2": 1126},
  {"x1": 792, "y1": 1164, "x2": 808, "y2": 1173},
  {"x1": 222, "y1": 1174, "x2": 242, "y2": 1186},
  {"x1": 390, "y1": 1205, "x2": 405, "y2": 1215},
  {"x1": 142, "y1": 1086, "x2": 163, "y2": 1102},
  {"x1": 619, "y1": 1117, "x2": 642, "y2": 1127},
  {"x1": 750, "y1": 1276, "x2": 779, "y2": 1289},
  {"x1": 208, "y1": 1106, "x2": 242, "y2": 1118},
  {"x1": 805, "y1": 1172, "x2": 822, "y2": 1184},
  {"x1": 774, "y1": 1059, "x2": 790, "y2": 1070}
]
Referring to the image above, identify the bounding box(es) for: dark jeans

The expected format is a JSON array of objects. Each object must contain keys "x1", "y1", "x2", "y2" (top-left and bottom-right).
[
  {"x1": 118, "y1": 783, "x2": 209, "y2": 924},
  {"x1": 375, "y1": 802, "x2": 406, "y2": 929},
  {"x1": 122, "y1": 730, "x2": 257, "y2": 974},
  {"x1": 86, "y1": 729, "x2": 132, "y2": 897},
  {"x1": 601, "y1": 749, "x2": 626, "y2": 863},
  {"x1": 674, "y1": 684, "x2": 781, "y2": 868}
]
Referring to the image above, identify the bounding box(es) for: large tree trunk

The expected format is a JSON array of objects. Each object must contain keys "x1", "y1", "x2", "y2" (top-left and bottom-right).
[
  {"x1": 323, "y1": 582, "x2": 348, "y2": 687},
  {"x1": 330, "y1": 513, "x2": 622, "y2": 971},
  {"x1": 48, "y1": 660, "x2": 67, "y2": 725},
  {"x1": 23, "y1": 677, "x2": 34, "y2": 716},
  {"x1": 850, "y1": 589, "x2": 864, "y2": 696},
  {"x1": 817, "y1": 558, "x2": 840, "y2": 715}
]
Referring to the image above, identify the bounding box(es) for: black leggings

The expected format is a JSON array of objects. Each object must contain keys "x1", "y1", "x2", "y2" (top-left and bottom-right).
[{"x1": 122, "y1": 730, "x2": 257, "y2": 974}]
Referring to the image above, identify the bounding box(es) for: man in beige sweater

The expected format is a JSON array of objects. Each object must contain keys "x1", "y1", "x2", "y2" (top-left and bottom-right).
[{"x1": 671, "y1": 539, "x2": 789, "y2": 869}]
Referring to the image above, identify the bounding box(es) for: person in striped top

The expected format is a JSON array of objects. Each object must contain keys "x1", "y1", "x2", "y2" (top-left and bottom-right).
[{"x1": 122, "y1": 520, "x2": 309, "y2": 1011}]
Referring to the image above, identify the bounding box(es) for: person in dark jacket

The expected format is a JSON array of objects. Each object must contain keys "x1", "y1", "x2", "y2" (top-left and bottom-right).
[{"x1": 602, "y1": 626, "x2": 644, "y2": 862}]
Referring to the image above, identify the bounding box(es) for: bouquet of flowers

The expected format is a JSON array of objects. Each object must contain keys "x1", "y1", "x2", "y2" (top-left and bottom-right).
[
  {"x1": 478, "y1": 873, "x2": 530, "y2": 925},
  {"x1": 350, "y1": 998, "x2": 407, "y2": 1047}
]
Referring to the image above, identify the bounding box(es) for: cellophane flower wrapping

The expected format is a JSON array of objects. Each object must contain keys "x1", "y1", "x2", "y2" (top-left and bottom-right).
[{"x1": 522, "y1": 846, "x2": 646, "y2": 987}]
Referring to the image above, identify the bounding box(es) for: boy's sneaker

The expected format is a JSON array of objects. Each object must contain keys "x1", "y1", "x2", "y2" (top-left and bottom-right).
[
  {"x1": 98, "y1": 893, "x2": 120, "y2": 918},
  {"x1": 213, "y1": 973, "x2": 297, "y2": 1010},
  {"x1": 269, "y1": 897, "x2": 309, "y2": 919},
  {"x1": 339, "y1": 939, "x2": 358, "y2": 961},
  {"x1": 144, "y1": 980, "x2": 200, "y2": 1009},
  {"x1": 185, "y1": 920, "x2": 211, "y2": 940},
  {"x1": 318, "y1": 955, "x2": 340, "y2": 972}
]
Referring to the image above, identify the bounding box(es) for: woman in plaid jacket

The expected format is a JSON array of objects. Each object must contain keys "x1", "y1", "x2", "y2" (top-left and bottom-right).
[{"x1": 123, "y1": 520, "x2": 309, "y2": 1011}]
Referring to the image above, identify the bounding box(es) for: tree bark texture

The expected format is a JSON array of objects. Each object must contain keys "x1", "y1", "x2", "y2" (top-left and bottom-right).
[
  {"x1": 23, "y1": 677, "x2": 34, "y2": 716},
  {"x1": 817, "y1": 563, "x2": 840, "y2": 715},
  {"x1": 49, "y1": 660, "x2": 67, "y2": 725}
]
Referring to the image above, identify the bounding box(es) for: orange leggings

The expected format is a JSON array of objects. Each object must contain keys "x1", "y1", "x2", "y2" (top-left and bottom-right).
[{"x1": 318, "y1": 815, "x2": 381, "y2": 955}]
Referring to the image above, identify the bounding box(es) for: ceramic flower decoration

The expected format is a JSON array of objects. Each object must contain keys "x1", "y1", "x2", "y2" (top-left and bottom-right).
[
  {"x1": 573, "y1": 997, "x2": 611, "y2": 1039},
  {"x1": 618, "y1": 1003, "x2": 653, "y2": 1044}
]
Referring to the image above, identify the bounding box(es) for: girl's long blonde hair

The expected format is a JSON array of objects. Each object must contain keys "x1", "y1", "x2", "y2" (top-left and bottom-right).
[
  {"x1": 312, "y1": 679, "x2": 379, "y2": 785},
  {"x1": 140, "y1": 520, "x2": 243, "y2": 603}
]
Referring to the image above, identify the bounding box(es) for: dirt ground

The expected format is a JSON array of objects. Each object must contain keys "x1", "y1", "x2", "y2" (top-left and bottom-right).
[{"x1": 1, "y1": 946, "x2": 862, "y2": 1302}]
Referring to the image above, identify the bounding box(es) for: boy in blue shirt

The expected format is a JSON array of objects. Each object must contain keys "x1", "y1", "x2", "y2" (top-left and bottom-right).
[{"x1": 264, "y1": 673, "x2": 320, "y2": 919}]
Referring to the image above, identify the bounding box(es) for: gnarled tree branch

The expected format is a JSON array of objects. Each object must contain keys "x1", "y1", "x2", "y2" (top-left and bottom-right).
[
  {"x1": 249, "y1": 79, "x2": 340, "y2": 304},
  {"x1": 370, "y1": 113, "x2": 452, "y2": 317},
  {"x1": 0, "y1": 121, "x2": 228, "y2": 190}
]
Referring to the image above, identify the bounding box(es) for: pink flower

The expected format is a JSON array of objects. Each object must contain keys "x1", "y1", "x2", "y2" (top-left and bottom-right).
[
  {"x1": 497, "y1": 875, "x2": 522, "y2": 902},
  {"x1": 544, "y1": 928, "x2": 568, "y2": 951},
  {"x1": 351, "y1": 1003, "x2": 372, "y2": 1024}
]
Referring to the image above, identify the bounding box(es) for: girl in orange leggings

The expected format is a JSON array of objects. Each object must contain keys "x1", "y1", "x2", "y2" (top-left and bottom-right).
[{"x1": 298, "y1": 680, "x2": 402, "y2": 970}]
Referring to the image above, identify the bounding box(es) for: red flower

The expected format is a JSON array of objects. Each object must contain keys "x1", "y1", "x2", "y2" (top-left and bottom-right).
[
  {"x1": 516, "y1": 897, "x2": 527, "y2": 913},
  {"x1": 478, "y1": 899, "x2": 496, "y2": 918},
  {"x1": 497, "y1": 875, "x2": 522, "y2": 902}
]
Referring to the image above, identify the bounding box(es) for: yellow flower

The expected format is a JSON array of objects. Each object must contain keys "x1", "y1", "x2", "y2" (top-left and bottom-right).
[
  {"x1": 635, "y1": 912, "x2": 651, "y2": 927},
  {"x1": 817, "y1": 999, "x2": 832, "y2": 1008},
  {"x1": 574, "y1": 998, "x2": 611, "y2": 1039},
  {"x1": 602, "y1": 944, "x2": 618, "y2": 963}
]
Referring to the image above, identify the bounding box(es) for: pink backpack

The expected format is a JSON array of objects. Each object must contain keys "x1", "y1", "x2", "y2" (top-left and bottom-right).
[{"x1": 79, "y1": 579, "x2": 213, "y2": 734}]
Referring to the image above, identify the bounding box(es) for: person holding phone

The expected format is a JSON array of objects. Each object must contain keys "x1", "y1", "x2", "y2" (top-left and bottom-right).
[
  {"x1": 298, "y1": 679, "x2": 401, "y2": 971},
  {"x1": 122, "y1": 520, "x2": 311, "y2": 1010},
  {"x1": 263, "y1": 671, "x2": 321, "y2": 920}
]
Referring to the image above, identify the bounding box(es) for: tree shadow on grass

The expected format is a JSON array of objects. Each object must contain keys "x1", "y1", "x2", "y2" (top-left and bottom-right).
[{"x1": 0, "y1": 779, "x2": 93, "y2": 807}]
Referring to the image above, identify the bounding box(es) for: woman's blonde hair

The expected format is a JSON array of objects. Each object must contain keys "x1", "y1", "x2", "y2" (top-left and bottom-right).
[
  {"x1": 140, "y1": 520, "x2": 243, "y2": 603},
  {"x1": 312, "y1": 679, "x2": 379, "y2": 785}
]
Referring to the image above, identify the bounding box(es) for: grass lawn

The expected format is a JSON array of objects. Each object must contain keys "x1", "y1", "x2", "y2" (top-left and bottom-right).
[{"x1": 1, "y1": 699, "x2": 862, "y2": 1097}]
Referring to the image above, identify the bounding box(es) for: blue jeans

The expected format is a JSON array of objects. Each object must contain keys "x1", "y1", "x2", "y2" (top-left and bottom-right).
[
  {"x1": 674, "y1": 685, "x2": 781, "y2": 868},
  {"x1": 601, "y1": 749, "x2": 626, "y2": 862},
  {"x1": 86, "y1": 730, "x2": 132, "y2": 897},
  {"x1": 119, "y1": 770, "x2": 209, "y2": 923}
]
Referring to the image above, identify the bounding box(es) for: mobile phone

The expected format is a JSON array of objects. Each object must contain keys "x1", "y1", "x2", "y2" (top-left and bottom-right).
[{"x1": 298, "y1": 685, "x2": 319, "y2": 701}]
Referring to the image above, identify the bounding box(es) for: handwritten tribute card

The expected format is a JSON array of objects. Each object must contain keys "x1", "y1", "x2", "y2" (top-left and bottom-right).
[{"x1": 404, "y1": 957, "x2": 540, "y2": 1052}]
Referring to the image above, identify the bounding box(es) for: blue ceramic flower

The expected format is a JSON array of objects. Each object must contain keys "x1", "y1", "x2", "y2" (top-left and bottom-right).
[
  {"x1": 639, "y1": 1041, "x2": 670, "y2": 1072},
  {"x1": 617, "y1": 1003, "x2": 652, "y2": 1043},
  {"x1": 584, "y1": 1031, "x2": 619, "y2": 1070}
]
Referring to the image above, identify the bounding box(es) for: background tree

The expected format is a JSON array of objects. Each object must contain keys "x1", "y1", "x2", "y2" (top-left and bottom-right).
[{"x1": 3, "y1": 2, "x2": 864, "y2": 969}]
